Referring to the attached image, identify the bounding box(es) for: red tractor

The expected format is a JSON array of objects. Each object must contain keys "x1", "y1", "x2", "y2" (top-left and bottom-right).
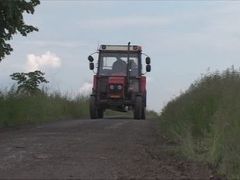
[{"x1": 88, "y1": 42, "x2": 151, "y2": 119}]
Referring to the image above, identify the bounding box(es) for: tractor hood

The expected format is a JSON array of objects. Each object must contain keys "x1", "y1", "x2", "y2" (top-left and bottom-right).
[{"x1": 108, "y1": 76, "x2": 125, "y2": 85}]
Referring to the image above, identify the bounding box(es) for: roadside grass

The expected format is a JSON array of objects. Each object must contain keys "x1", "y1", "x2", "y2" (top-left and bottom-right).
[
  {"x1": 0, "y1": 87, "x2": 159, "y2": 127},
  {"x1": 159, "y1": 67, "x2": 240, "y2": 179},
  {"x1": 0, "y1": 88, "x2": 89, "y2": 127},
  {"x1": 146, "y1": 110, "x2": 159, "y2": 120}
]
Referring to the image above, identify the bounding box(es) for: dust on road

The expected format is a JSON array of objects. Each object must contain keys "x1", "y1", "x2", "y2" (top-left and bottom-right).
[{"x1": 0, "y1": 119, "x2": 212, "y2": 179}]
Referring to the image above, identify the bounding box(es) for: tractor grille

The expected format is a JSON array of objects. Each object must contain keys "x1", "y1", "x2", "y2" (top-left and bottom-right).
[
  {"x1": 109, "y1": 84, "x2": 123, "y2": 93},
  {"x1": 97, "y1": 77, "x2": 139, "y2": 99}
]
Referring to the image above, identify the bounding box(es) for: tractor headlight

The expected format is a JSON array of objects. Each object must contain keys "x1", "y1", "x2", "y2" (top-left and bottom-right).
[
  {"x1": 117, "y1": 85, "x2": 123, "y2": 90},
  {"x1": 110, "y1": 85, "x2": 115, "y2": 90}
]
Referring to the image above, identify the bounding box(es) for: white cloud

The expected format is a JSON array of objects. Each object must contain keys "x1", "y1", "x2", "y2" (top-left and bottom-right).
[
  {"x1": 26, "y1": 51, "x2": 61, "y2": 71},
  {"x1": 79, "y1": 82, "x2": 92, "y2": 95}
]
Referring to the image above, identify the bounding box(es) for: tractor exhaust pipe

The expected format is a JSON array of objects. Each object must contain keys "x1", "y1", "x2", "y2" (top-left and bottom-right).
[{"x1": 126, "y1": 42, "x2": 131, "y2": 92}]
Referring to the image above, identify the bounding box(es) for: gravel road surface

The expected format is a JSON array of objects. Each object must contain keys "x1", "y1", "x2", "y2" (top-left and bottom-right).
[{"x1": 0, "y1": 118, "x2": 212, "y2": 179}]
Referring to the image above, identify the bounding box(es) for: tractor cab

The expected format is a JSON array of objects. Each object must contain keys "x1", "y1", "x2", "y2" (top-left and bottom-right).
[{"x1": 88, "y1": 43, "x2": 151, "y2": 119}]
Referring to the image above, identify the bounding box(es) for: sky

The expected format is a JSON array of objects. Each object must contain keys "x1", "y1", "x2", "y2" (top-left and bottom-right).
[{"x1": 1, "y1": 1, "x2": 240, "y2": 112}]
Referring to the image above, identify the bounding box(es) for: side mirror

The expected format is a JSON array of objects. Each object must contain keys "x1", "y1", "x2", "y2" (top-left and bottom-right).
[
  {"x1": 89, "y1": 62, "x2": 94, "y2": 70},
  {"x1": 146, "y1": 57, "x2": 151, "y2": 64},
  {"x1": 146, "y1": 64, "x2": 151, "y2": 72},
  {"x1": 88, "y1": 55, "x2": 94, "y2": 62}
]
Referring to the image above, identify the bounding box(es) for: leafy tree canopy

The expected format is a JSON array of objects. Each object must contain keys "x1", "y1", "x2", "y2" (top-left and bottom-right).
[
  {"x1": 0, "y1": 0, "x2": 40, "y2": 61},
  {"x1": 10, "y1": 70, "x2": 49, "y2": 95}
]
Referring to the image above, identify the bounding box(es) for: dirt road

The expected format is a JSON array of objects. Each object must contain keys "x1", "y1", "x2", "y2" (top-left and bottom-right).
[{"x1": 0, "y1": 118, "x2": 212, "y2": 179}]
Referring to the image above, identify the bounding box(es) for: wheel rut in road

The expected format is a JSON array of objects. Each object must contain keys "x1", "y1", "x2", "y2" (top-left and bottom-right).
[{"x1": 0, "y1": 119, "x2": 212, "y2": 179}]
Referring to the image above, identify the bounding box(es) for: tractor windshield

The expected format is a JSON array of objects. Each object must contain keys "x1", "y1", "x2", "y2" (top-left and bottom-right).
[{"x1": 98, "y1": 52, "x2": 139, "y2": 76}]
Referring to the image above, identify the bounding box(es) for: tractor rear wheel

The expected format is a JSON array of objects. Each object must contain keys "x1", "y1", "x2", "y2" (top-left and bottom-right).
[
  {"x1": 90, "y1": 96, "x2": 98, "y2": 119},
  {"x1": 134, "y1": 96, "x2": 143, "y2": 120},
  {"x1": 142, "y1": 107, "x2": 146, "y2": 120}
]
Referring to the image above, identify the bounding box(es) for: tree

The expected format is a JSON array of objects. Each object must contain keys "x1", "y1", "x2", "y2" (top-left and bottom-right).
[
  {"x1": 0, "y1": 0, "x2": 40, "y2": 61},
  {"x1": 10, "y1": 70, "x2": 49, "y2": 95}
]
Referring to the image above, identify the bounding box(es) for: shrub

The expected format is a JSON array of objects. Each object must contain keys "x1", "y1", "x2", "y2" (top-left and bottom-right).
[{"x1": 159, "y1": 67, "x2": 240, "y2": 178}]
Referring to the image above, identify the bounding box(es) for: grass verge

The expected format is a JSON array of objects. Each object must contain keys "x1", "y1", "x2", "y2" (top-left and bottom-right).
[
  {"x1": 159, "y1": 67, "x2": 240, "y2": 179},
  {"x1": 0, "y1": 87, "x2": 158, "y2": 127},
  {"x1": 0, "y1": 89, "x2": 89, "y2": 127}
]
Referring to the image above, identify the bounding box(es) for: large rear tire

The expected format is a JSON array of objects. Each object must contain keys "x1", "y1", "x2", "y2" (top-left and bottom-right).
[
  {"x1": 142, "y1": 107, "x2": 146, "y2": 120},
  {"x1": 134, "y1": 96, "x2": 143, "y2": 120},
  {"x1": 90, "y1": 96, "x2": 98, "y2": 119}
]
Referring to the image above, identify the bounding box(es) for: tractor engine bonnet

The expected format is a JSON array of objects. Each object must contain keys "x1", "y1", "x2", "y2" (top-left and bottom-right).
[{"x1": 108, "y1": 76, "x2": 125, "y2": 84}]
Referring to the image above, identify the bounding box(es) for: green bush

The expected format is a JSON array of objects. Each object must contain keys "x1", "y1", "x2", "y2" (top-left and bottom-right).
[
  {"x1": 0, "y1": 89, "x2": 89, "y2": 127},
  {"x1": 159, "y1": 67, "x2": 240, "y2": 179}
]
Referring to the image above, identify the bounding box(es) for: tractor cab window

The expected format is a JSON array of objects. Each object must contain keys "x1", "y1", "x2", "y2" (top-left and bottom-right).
[{"x1": 99, "y1": 52, "x2": 139, "y2": 76}]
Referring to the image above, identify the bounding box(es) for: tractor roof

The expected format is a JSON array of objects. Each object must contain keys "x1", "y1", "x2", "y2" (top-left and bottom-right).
[{"x1": 98, "y1": 45, "x2": 142, "y2": 52}]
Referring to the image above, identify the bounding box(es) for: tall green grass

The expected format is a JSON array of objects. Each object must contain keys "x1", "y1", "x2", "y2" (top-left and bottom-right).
[
  {"x1": 159, "y1": 67, "x2": 240, "y2": 179},
  {"x1": 0, "y1": 88, "x2": 89, "y2": 127}
]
